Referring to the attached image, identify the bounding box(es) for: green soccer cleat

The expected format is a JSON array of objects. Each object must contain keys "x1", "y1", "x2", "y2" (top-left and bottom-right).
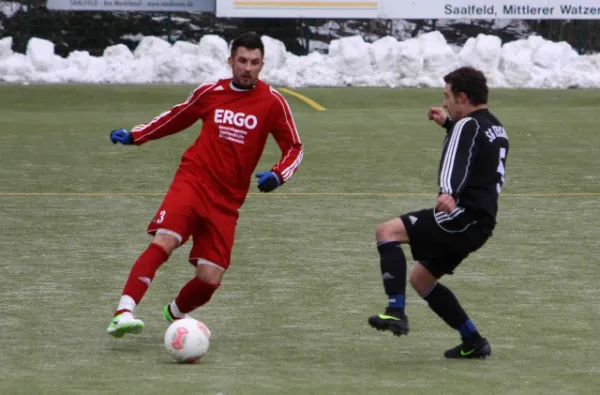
[
  {"x1": 163, "y1": 305, "x2": 175, "y2": 323},
  {"x1": 368, "y1": 313, "x2": 409, "y2": 336},
  {"x1": 163, "y1": 304, "x2": 191, "y2": 323},
  {"x1": 106, "y1": 313, "x2": 144, "y2": 338},
  {"x1": 444, "y1": 337, "x2": 491, "y2": 359}
]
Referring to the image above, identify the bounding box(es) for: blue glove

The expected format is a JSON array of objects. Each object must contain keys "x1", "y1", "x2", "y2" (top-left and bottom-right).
[
  {"x1": 110, "y1": 129, "x2": 133, "y2": 145},
  {"x1": 255, "y1": 171, "x2": 280, "y2": 193}
]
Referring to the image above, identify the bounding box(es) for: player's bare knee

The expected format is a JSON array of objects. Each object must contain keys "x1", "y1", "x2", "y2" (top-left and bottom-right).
[
  {"x1": 409, "y1": 271, "x2": 422, "y2": 293},
  {"x1": 152, "y1": 233, "x2": 180, "y2": 255},
  {"x1": 376, "y1": 218, "x2": 407, "y2": 243},
  {"x1": 410, "y1": 262, "x2": 436, "y2": 296},
  {"x1": 375, "y1": 222, "x2": 393, "y2": 242},
  {"x1": 195, "y1": 262, "x2": 224, "y2": 285}
]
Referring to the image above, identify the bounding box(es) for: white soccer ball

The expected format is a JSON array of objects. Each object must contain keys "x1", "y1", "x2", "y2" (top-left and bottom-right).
[{"x1": 164, "y1": 318, "x2": 211, "y2": 364}]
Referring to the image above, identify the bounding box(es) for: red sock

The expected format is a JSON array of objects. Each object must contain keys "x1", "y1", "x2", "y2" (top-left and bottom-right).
[
  {"x1": 115, "y1": 243, "x2": 169, "y2": 315},
  {"x1": 174, "y1": 277, "x2": 220, "y2": 314}
]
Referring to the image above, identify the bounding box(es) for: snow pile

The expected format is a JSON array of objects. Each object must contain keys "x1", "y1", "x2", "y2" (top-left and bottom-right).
[{"x1": 0, "y1": 32, "x2": 599, "y2": 88}]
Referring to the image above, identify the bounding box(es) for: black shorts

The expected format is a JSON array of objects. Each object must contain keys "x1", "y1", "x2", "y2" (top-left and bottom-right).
[{"x1": 400, "y1": 207, "x2": 494, "y2": 278}]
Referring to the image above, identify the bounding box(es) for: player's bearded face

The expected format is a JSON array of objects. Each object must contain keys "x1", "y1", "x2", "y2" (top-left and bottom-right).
[
  {"x1": 443, "y1": 83, "x2": 463, "y2": 121},
  {"x1": 229, "y1": 47, "x2": 264, "y2": 89}
]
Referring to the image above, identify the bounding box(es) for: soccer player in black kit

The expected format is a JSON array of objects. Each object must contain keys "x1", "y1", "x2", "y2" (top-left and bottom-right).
[{"x1": 368, "y1": 67, "x2": 509, "y2": 359}]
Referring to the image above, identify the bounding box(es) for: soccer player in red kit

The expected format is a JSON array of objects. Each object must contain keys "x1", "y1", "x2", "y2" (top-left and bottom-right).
[{"x1": 106, "y1": 32, "x2": 304, "y2": 337}]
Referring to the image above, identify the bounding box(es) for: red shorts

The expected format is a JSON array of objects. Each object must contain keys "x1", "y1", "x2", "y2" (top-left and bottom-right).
[{"x1": 147, "y1": 181, "x2": 239, "y2": 270}]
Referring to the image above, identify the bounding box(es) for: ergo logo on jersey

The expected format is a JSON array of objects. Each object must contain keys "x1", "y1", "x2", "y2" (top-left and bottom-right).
[{"x1": 214, "y1": 109, "x2": 258, "y2": 130}]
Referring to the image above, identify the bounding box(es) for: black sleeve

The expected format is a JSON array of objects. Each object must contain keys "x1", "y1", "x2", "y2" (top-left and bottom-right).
[
  {"x1": 442, "y1": 116, "x2": 455, "y2": 133},
  {"x1": 439, "y1": 118, "x2": 480, "y2": 197}
]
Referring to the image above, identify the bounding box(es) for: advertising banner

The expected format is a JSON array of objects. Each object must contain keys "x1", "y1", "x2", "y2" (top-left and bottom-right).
[
  {"x1": 47, "y1": 0, "x2": 215, "y2": 12},
  {"x1": 216, "y1": 0, "x2": 381, "y2": 18}
]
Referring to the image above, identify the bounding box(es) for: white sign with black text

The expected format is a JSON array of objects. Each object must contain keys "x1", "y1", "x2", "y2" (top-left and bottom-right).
[
  {"x1": 381, "y1": 0, "x2": 600, "y2": 20},
  {"x1": 215, "y1": 0, "x2": 600, "y2": 19}
]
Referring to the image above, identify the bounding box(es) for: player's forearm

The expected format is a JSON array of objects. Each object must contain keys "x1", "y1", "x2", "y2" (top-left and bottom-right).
[
  {"x1": 444, "y1": 168, "x2": 477, "y2": 202},
  {"x1": 440, "y1": 142, "x2": 474, "y2": 198},
  {"x1": 439, "y1": 176, "x2": 466, "y2": 198},
  {"x1": 272, "y1": 143, "x2": 304, "y2": 184},
  {"x1": 440, "y1": 149, "x2": 474, "y2": 197},
  {"x1": 132, "y1": 124, "x2": 179, "y2": 145},
  {"x1": 131, "y1": 114, "x2": 197, "y2": 145},
  {"x1": 442, "y1": 117, "x2": 455, "y2": 133},
  {"x1": 440, "y1": 130, "x2": 478, "y2": 196}
]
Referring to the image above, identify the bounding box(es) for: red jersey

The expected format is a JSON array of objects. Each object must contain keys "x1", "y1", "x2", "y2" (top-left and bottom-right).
[{"x1": 130, "y1": 79, "x2": 304, "y2": 206}]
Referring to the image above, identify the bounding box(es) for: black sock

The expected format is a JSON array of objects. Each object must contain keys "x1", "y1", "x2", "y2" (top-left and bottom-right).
[
  {"x1": 377, "y1": 241, "x2": 407, "y2": 317},
  {"x1": 423, "y1": 283, "x2": 482, "y2": 342}
]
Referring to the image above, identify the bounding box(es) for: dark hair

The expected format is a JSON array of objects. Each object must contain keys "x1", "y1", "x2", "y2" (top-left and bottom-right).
[
  {"x1": 230, "y1": 31, "x2": 264, "y2": 58},
  {"x1": 443, "y1": 67, "x2": 488, "y2": 105}
]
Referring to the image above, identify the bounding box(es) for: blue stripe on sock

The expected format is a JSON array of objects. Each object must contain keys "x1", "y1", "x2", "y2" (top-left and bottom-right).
[
  {"x1": 388, "y1": 294, "x2": 405, "y2": 308},
  {"x1": 458, "y1": 319, "x2": 478, "y2": 337}
]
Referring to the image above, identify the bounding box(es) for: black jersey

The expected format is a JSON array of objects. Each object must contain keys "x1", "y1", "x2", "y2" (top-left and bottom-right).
[{"x1": 438, "y1": 108, "x2": 509, "y2": 220}]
